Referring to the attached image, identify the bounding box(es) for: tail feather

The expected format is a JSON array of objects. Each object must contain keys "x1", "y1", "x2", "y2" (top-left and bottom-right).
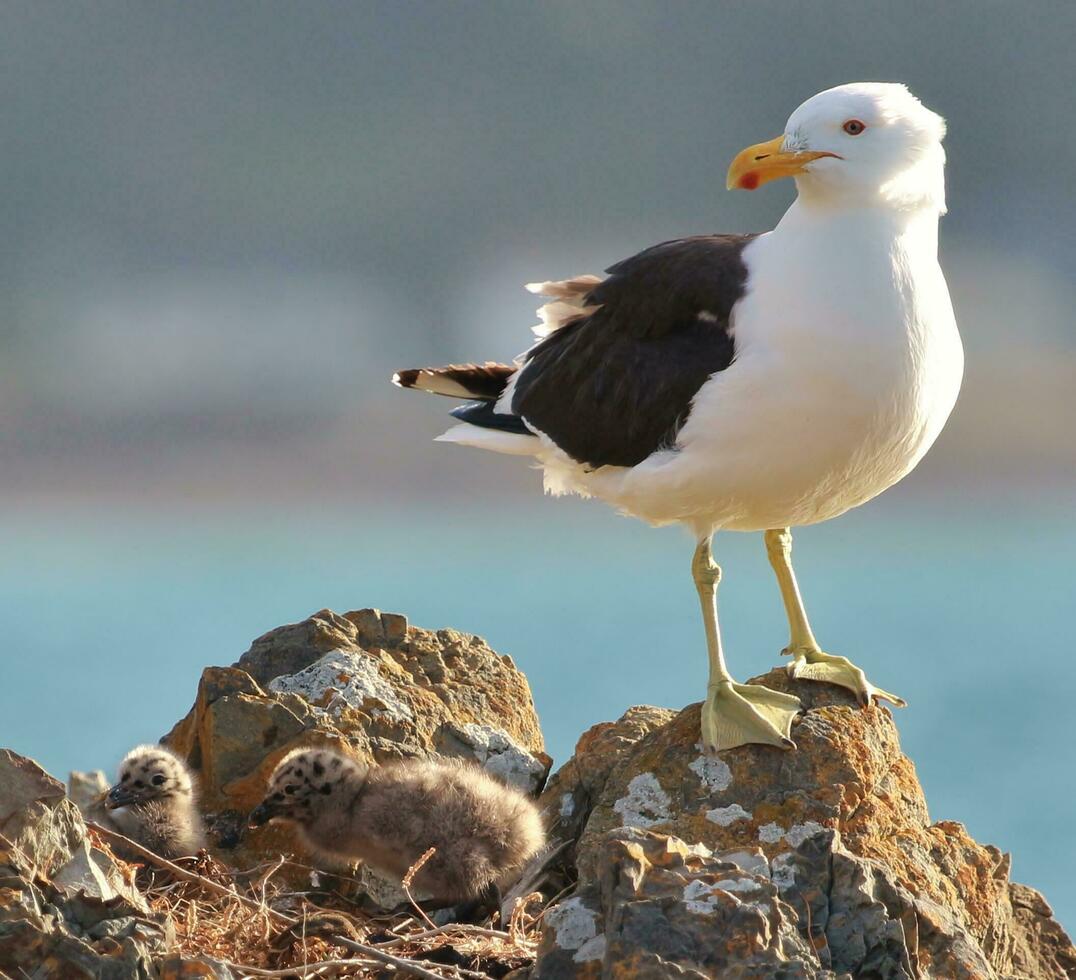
[{"x1": 392, "y1": 362, "x2": 515, "y2": 400}]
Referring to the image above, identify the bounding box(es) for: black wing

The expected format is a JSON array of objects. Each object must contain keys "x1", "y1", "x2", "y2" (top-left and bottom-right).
[{"x1": 509, "y1": 234, "x2": 756, "y2": 468}]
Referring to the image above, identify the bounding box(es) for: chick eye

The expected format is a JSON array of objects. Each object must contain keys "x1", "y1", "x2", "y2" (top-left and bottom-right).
[
  {"x1": 842, "y1": 119, "x2": 866, "y2": 136},
  {"x1": 284, "y1": 784, "x2": 297, "y2": 795},
  {"x1": 152, "y1": 774, "x2": 167, "y2": 786}
]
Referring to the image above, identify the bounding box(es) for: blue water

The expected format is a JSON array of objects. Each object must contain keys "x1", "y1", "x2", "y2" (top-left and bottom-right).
[{"x1": 1, "y1": 494, "x2": 1072, "y2": 929}]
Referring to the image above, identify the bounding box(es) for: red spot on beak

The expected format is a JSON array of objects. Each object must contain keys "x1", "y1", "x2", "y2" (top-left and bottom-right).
[{"x1": 739, "y1": 172, "x2": 760, "y2": 191}]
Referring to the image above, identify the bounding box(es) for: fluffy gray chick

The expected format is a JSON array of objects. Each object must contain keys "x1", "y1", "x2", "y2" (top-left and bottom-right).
[
  {"x1": 249, "y1": 748, "x2": 545, "y2": 902},
  {"x1": 102, "y1": 744, "x2": 206, "y2": 859}
]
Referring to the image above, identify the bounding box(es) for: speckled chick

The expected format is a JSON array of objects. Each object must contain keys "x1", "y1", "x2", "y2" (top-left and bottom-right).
[
  {"x1": 249, "y1": 749, "x2": 546, "y2": 902},
  {"x1": 103, "y1": 744, "x2": 206, "y2": 859}
]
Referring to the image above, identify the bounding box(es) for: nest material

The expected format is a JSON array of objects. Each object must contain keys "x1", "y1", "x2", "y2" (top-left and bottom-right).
[{"x1": 89, "y1": 825, "x2": 548, "y2": 979}]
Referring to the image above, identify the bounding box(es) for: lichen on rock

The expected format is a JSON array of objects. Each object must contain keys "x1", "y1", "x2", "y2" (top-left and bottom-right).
[
  {"x1": 267, "y1": 648, "x2": 416, "y2": 722},
  {"x1": 612, "y1": 772, "x2": 672, "y2": 829}
]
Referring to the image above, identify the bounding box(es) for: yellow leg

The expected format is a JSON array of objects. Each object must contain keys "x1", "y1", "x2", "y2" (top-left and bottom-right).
[
  {"x1": 693, "y1": 537, "x2": 801, "y2": 752},
  {"x1": 764, "y1": 528, "x2": 905, "y2": 708}
]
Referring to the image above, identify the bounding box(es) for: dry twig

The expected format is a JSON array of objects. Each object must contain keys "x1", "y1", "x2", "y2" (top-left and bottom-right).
[
  {"x1": 226, "y1": 957, "x2": 377, "y2": 978},
  {"x1": 333, "y1": 935, "x2": 493, "y2": 979},
  {"x1": 401, "y1": 847, "x2": 439, "y2": 931},
  {"x1": 377, "y1": 923, "x2": 512, "y2": 948}
]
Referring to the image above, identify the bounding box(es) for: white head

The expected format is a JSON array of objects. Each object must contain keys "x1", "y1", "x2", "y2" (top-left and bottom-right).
[{"x1": 727, "y1": 83, "x2": 947, "y2": 214}]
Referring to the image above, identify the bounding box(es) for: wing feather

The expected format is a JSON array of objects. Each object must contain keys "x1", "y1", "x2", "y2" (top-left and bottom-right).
[{"x1": 511, "y1": 234, "x2": 756, "y2": 468}]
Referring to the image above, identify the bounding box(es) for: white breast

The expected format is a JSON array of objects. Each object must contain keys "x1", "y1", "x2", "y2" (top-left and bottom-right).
[{"x1": 575, "y1": 202, "x2": 963, "y2": 533}]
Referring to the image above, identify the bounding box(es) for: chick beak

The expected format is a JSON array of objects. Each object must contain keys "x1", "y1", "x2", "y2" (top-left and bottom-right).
[
  {"x1": 104, "y1": 785, "x2": 136, "y2": 810},
  {"x1": 248, "y1": 802, "x2": 275, "y2": 828},
  {"x1": 726, "y1": 135, "x2": 841, "y2": 191}
]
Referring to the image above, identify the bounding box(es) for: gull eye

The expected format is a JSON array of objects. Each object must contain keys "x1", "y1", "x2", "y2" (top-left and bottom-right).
[
  {"x1": 284, "y1": 784, "x2": 297, "y2": 795},
  {"x1": 842, "y1": 119, "x2": 866, "y2": 136},
  {"x1": 152, "y1": 774, "x2": 167, "y2": 786}
]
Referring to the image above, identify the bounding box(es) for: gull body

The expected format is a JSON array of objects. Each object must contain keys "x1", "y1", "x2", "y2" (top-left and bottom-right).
[
  {"x1": 565, "y1": 202, "x2": 962, "y2": 533},
  {"x1": 394, "y1": 83, "x2": 963, "y2": 752}
]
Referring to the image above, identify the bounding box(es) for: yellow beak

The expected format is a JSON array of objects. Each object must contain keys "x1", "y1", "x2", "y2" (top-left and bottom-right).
[{"x1": 726, "y1": 135, "x2": 840, "y2": 191}]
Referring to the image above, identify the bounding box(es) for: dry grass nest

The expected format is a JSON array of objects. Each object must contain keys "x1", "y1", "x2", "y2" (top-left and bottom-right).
[{"x1": 88, "y1": 824, "x2": 563, "y2": 979}]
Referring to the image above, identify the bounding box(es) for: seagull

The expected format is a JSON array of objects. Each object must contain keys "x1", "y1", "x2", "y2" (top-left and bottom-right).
[{"x1": 393, "y1": 83, "x2": 963, "y2": 753}]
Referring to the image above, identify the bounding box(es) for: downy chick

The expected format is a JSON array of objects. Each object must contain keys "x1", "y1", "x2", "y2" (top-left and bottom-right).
[
  {"x1": 249, "y1": 749, "x2": 545, "y2": 903},
  {"x1": 103, "y1": 744, "x2": 206, "y2": 859}
]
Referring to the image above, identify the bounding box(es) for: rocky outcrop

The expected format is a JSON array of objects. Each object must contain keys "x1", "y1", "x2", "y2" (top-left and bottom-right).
[
  {"x1": 4, "y1": 607, "x2": 1072, "y2": 978},
  {"x1": 162, "y1": 607, "x2": 550, "y2": 888},
  {"x1": 533, "y1": 671, "x2": 1075, "y2": 979}
]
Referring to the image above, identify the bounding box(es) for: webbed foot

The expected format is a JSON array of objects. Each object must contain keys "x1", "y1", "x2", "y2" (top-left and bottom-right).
[
  {"x1": 700, "y1": 680, "x2": 802, "y2": 753},
  {"x1": 785, "y1": 647, "x2": 906, "y2": 708}
]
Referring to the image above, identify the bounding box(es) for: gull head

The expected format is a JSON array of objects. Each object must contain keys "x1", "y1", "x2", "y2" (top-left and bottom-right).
[{"x1": 727, "y1": 83, "x2": 948, "y2": 213}]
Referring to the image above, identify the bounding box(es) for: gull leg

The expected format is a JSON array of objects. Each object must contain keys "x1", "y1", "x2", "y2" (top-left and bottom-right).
[
  {"x1": 764, "y1": 528, "x2": 905, "y2": 708},
  {"x1": 694, "y1": 536, "x2": 801, "y2": 752}
]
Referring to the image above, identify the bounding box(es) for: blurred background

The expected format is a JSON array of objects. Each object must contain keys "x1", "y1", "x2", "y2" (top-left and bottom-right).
[{"x1": 1, "y1": 1, "x2": 1073, "y2": 925}]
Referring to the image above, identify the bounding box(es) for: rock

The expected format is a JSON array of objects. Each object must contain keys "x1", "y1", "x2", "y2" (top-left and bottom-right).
[
  {"x1": 544, "y1": 705, "x2": 678, "y2": 849},
  {"x1": 533, "y1": 829, "x2": 828, "y2": 979},
  {"x1": 51, "y1": 838, "x2": 143, "y2": 908},
  {"x1": 69, "y1": 769, "x2": 110, "y2": 811},
  {"x1": 162, "y1": 607, "x2": 551, "y2": 888},
  {"x1": 0, "y1": 750, "x2": 167, "y2": 979},
  {"x1": 533, "y1": 671, "x2": 1075, "y2": 980},
  {"x1": 0, "y1": 749, "x2": 143, "y2": 912},
  {"x1": 1009, "y1": 885, "x2": 1076, "y2": 980},
  {"x1": 436, "y1": 720, "x2": 550, "y2": 791},
  {"x1": 0, "y1": 748, "x2": 84, "y2": 878}
]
